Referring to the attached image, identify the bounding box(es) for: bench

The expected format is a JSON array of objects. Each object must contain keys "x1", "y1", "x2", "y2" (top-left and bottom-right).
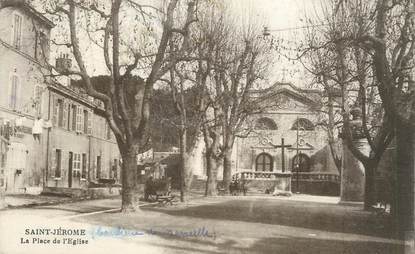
[{"x1": 156, "y1": 194, "x2": 177, "y2": 206}]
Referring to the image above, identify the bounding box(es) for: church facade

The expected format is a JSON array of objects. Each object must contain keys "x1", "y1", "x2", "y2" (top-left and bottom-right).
[{"x1": 193, "y1": 83, "x2": 340, "y2": 195}]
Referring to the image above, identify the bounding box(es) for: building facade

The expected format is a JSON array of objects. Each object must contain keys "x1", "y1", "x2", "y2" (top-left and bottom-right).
[
  {"x1": 0, "y1": 2, "x2": 120, "y2": 194},
  {"x1": 45, "y1": 83, "x2": 121, "y2": 190},
  {"x1": 192, "y1": 83, "x2": 340, "y2": 194}
]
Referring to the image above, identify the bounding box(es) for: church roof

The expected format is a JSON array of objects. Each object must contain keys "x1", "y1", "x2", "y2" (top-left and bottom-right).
[{"x1": 251, "y1": 82, "x2": 321, "y2": 108}]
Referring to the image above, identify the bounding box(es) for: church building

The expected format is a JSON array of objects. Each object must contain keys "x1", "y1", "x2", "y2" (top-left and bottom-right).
[{"x1": 193, "y1": 83, "x2": 340, "y2": 195}]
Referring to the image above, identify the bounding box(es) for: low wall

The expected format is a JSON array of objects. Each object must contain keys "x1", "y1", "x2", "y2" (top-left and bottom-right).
[
  {"x1": 291, "y1": 180, "x2": 340, "y2": 196},
  {"x1": 42, "y1": 187, "x2": 121, "y2": 198},
  {"x1": 190, "y1": 175, "x2": 292, "y2": 195}
]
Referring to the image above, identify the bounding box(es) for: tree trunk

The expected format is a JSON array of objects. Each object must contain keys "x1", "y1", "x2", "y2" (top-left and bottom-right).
[
  {"x1": 180, "y1": 152, "x2": 193, "y2": 202},
  {"x1": 179, "y1": 127, "x2": 193, "y2": 202},
  {"x1": 205, "y1": 151, "x2": 219, "y2": 196},
  {"x1": 223, "y1": 149, "x2": 233, "y2": 194},
  {"x1": 364, "y1": 162, "x2": 376, "y2": 210},
  {"x1": 394, "y1": 119, "x2": 414, "y2": 238},
  {"x1": 121, "y1": 146, "x2": 139, "y2": 212}
]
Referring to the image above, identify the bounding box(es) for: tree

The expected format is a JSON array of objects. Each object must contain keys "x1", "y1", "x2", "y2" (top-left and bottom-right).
[
  {"x1": 355, "y1": 0, "x2": 415, "y2": 235},
  {"x1": 213, "y1": 18, "x2": 272, "y2": 192},
  {"x1": 163, "y1": 65, "x2": 207, "y2": 201},
  {"x1": 297, "y1": 0, "x2": 395, "y2": 210},
  {"x1": 39, "y1": 0, "x2": 197, "y2": 212}
]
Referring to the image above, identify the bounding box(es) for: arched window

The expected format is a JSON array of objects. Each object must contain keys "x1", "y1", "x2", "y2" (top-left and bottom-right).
[
  {"x1": 291, "y1": 118, "x2": 315, "y2": 131},
  {"x1": 292, "y1": 153, "x2": 311, "y2": 172},
  {"x1": 256, "y1": 153, "x2": 273, "y2": 171},
  {"x1": 255, "y1": 117, "x2": 278, "y2": 130}
]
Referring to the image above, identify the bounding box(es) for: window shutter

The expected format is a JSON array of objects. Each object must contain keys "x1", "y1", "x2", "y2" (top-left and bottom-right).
[
  {"x1": 85, "y1": 153, "x2": 88, "y2": 177},
  {"x1": 13, "y1": 14, "x2": 22, "y2": 49},
  {"x1": 52, "y1": 95, "x2": 59, "y2": 126},
  {"x1": 75, "y1": 106, "x2": 81, "y2": 133},
  {"x1": 87, "y1": 110, "x2": 93, "y2": 135},
  {"x1": 79, "y1": 107, "x2": 84, "y2": 134},
  {"x1": 60, "y1": 149, "x2": 65, "y2": 175},
  {"x1": 51, "y1": 148, "x2": 56, "y2": 178},
  {"x1": 73, "y1": 153, "x2": 77, "y2": 171},
  {"x1": 71, "y1": 105, "x2": 76, "y2": 131},
  {"x1": 62, "y1": 100, "x2": 68, "y2": 129},
  {"x1": 34, "y1": 86, "x2": 42, "y2": 116},
  {"x1": 10, "y1": 75, "x2": 18, "y2": 110},
  {"x1": 67, "y1": 104, "x2": 72, "y2": 130}
]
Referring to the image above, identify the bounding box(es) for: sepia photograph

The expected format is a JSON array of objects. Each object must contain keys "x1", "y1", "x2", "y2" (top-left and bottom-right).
[{"x1": 0, "y1": 0, "x2": 414, "y2": 253}]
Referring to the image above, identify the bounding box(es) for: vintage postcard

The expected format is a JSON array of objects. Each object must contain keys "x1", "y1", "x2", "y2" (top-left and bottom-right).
[{"x1": 0, "y1": 0, "x2": 414, "y2": 253}]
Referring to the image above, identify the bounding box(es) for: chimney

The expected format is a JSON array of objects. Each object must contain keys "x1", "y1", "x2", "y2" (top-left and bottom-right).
[{"x1": 55, "y1": 53, "x2": 72, "y2": 72}]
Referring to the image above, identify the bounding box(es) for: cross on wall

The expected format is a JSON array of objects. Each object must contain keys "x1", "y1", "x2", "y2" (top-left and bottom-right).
[{"x1": 270, "y1": 138, "x2": 292, "y2": 172}]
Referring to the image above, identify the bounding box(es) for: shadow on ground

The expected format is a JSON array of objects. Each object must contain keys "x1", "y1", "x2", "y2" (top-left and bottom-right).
[
  {"x1": 141, "y1": 198, "x2": 394, "y2": 239},
  {"x1": 145, "y1": 234, "x2": 404, "y2": 254}
]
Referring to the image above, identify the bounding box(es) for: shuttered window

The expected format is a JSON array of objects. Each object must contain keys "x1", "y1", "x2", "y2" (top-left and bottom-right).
[
  {"x1": 71, "y1": 105, "x2": 77, "y2": 131},
  {"x1": 73, "y1": 153, "x2": 81, "y2": 170},
  {"x1": 76, "y1": 106, "x2": 83, "y2": 133},
  {"x1": 67, "y1": 103, "x2": 72, "y2": 130},
  {"x1": 52, "y1": 96, "x2": 59, "y2": 126},
  {"x1": 13, "y1": 14, "x2": 22, "y2": 49},
  {"x1": 62, "y1": 100, "x2": 68, "y2": 129},
  {"x1": 34, "y1": 85, "x2": 42, "y2": 116},
  {"x1": 9, "y1": 75, "x2": 19, "y2": 110},
  {"x1": 57, "y1": 99, "x2": 64, "y2": 127},
  {"x1": 87, "y1": 110, "x2": 93, "y2": 135},
  {"x1": 83, "y1": 110, "x2": 88, "y2": 134}
]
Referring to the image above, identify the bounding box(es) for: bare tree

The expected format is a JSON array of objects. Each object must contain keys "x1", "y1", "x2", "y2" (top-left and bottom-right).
[
  {"x1": 355, "y1": 0, "x2": 415, "y2": 234},
  {"x1": 210, "y1": 15, "x2": 273, "y2": 193},
  {"x1": 298, "y1": 0, "x2": 395, "y2": 210},
  {"x1": 36, "y1": 0, "x2": 197, "y2": 212}
]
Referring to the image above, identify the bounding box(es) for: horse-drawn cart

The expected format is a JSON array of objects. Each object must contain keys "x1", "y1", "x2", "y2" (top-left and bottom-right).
[{"x1": 144, "y1": 177, "x2": 176, "y2": 205}]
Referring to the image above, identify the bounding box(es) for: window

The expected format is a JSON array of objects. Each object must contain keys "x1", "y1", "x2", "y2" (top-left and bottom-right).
[
  {"x1": 96, "y1": 156, "x2": 101, "y2": 179},
  {"x1": 87, "y1": 110, "x2": 92, "y2": 135},
  {"x1": 55, "y1": 149, "x2": 62, "y2": 178},
  {"x1": 255, "y1": 117, "x2": 277, "y2": 130},
  {"x1": 83, "y1": 110, "x2": 88, "y2": 134},
  {"x1": 76, "y1": 106, "x2": 83, "y2": 133},
  {"x1": 34, "y1": 86, "x2": 43, "y2": 116},
  {"x1": 291, "y1": 118, "x2": 315, "y2": 131},
  {"x1": 81, "y1": 153, "x2": 87, "y2": 179},
  {"x1": 256, "y1": 153, "x2": 273, "y2": 172},
  {"x1": 67, "y1": 104, "x2": 71, "y2": 130},
  {"x1": 71, "y1": 105, "x2": 77, "y2": 131},
  {"x1": 292, "y1": 153, "x2": 311, "y2": 172},
  {"x1": 10, "y1": 75, "x2": 19, "y2": 110},
  {"x1": 13, "y1": 14, "x2": 22, "y2": 49},
  {"x1": 57, "y1": 99, "x2": 64, "y2": 127},
  {"x1": 73, "y1": 153, "x2": 81, "y2": 171}
]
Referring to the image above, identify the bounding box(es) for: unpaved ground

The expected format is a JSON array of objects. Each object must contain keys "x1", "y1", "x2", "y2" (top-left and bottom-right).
[{"x1": 0, "y1": 195, "x2": 406, "y2": 254}]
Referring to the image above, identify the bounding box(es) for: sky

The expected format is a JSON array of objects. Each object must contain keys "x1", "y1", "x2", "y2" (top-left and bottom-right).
[
  {"x1": 222, "y1": 0, "x2": 323, "y2": 87},
  {"x1": 47, "y1": 0, "x2": 323, "y2": 88},
  {"x1": 252, "y1": 0, "x2": 322, "y2": 87}
]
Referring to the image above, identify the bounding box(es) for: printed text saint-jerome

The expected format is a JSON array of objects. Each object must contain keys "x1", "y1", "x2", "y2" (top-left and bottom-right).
[{"x1": 25, "y1": 228, "x2": 86, "y2": 236}]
